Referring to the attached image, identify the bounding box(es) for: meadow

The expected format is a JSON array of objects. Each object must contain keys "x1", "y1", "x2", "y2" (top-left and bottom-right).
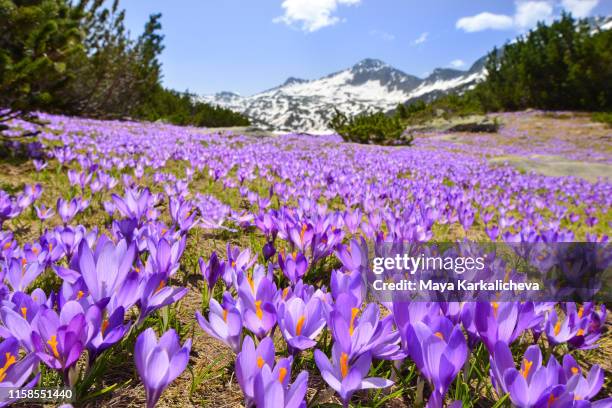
[{"x1": 0, "y1": 110, "x2": 610, "y2": 407}]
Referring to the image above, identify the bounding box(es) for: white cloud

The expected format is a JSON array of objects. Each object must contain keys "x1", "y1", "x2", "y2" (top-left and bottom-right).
[
  {"x1": 561, "y1": 0, "x2": 599, "y2": 17},
  {"x1": 456, "y1": 12, "x2": 515, "y2": 32},
  {"x1": 370, "y1": 29, "x2": 395, "y2": 41},
  {"x1": 274, "y1": 0, "x2": 361, "y2": 32},
  {"x1": 412, "y1": 32, "x2": 429, "y2": 45},
  {"x1": 457, "y1": 0, "x2": 598, "y2": 33},
  {"x1": 450, "y1": 59, "x2": 466, "y2": 68},
  {"x1": 514, "y1": 1, "x2": 554, "y2": 29}
]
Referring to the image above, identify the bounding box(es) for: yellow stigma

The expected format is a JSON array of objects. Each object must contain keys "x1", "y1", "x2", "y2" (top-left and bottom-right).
[
  {"x1": 133, "y1": 267, "x2": 140, "y2": 273},
  {"x1": 577, "y1": 307, "x2": 584, "y2": 318},
  {"x1": 521, "y1": 359, "x2": 533, "y2": 379},
  {"x1": 300, "y1": 224, "x2": 307, "y2": 241},
  {"x1": 547, "y1": 394, "x2": 556, "y2": 407},
  {"x1": 255, "y1": 300, "x2": 263, "y2": 320},
  {"x1": 554, "y1": 320, "x2": 562, "y2": 336},
  {"x1": 292, "y1": 251, "x2": 297, "y2": 260},
  {"x1": 223, "y1": 309, "x2": 228, "y2": 322},
  {"x1": 231, "y1": 261, "x2": 237, "y2": 268},
  {"x1": 154, "y1": 280, "x2": 166, "y2": 294},
  {"x1": 247, "y1": 275, "x2": 255, "y2": 293},
  {"x1": 278, "y1": 367, "x2": 287, "y2": 383},
  {"x1": 32, "y1": 247, "x2": 39, "y2": 254},
  {"x1": 101, "y1": 319, "x2": 109, "y2": 337},
  {"x1": 571, "y1": 366, "x2": 579, "y2": 375},
  {"x1": 349, "y1": 308, "x2": 360, "y2": 336},
  {"x1": 491, "y1": 302, "x2": 499, "y2": 318},
  {"x1": 76, "y1": 290, "x2": 84, "y2": 300},
  {"x1": 257, "y1": 356, "x2": 265, "y2": 368},
  {"x1": 20, "y1": 307, "x2": 27, "y2": 319},
  {"x1": 3, "y1": 242, "x2": 10, "y2": 250},
  {"x1": 340, "y1": 352, "x2": 349, "y2": 379},
  {"x1": 282, "y1": 287, "x2": 290, "y2": 299},
  {"x1": 47, "y1": 335, "x2": 60, "y2": 359},
  {"x1": 296, "y1": 315, "x2": 305, "y2": 336},
  {"x1": 0, "y1": 352, "x2": 17, "y2": 382},
  {"x1": 577, "y1": 329, "x2": 585, "y2": 336},
  {"x1": 434, "y1": 331, "x2": 444, "y2": 340}
]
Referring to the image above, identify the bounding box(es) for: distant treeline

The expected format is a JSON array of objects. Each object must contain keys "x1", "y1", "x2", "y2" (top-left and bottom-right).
[
  {"x1": 0, "y1": 0, "x2": 249, "y2": 127},
  {"x1": 332, "y1": 13, "x2": 611, "y2": 144}
]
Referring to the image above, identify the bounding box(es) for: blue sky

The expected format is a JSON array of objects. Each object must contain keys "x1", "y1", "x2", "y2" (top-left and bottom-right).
[{"x1": 122, "y1": 0, "x2": 612, "y2": 96}]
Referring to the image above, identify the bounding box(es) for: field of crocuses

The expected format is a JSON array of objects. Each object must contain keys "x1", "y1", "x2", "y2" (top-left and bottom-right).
[{"x1": 0, "y1": 111, "x2": 610, "y2": 407}]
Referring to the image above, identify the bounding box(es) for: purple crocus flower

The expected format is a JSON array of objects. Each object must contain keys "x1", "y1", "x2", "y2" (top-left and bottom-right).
[
  {"x1": 314, "y1": 345, "x2": 393, "y2": 407},
  {"x1": 137, "y1": 273, "x2": 188, "y2": 324},
  {"x1": 57, "y1": 198, "x2": 79, "y2": 224},
  {"x1": 32, "y1": 159, "x2": 47, "y2": 172},
  {"x1": 135, "y1": 328, "x2": 191, "y2": 408},
  {"x1": 35, "y1": 205, "x2": 55, "y2": 221},
  {"x1": 253, "y1": 357, "x2": 309, "y2": 408},
  {"x1": 196, "y1": 297, "x2": 242, "y2": 352},
  {"x1": 502, "y1": 345, "x2": 561, "y2": 407},
  {"x1": 199, "y1": 252, "x2": 224, "y2": 296},
  {"x1": 278, "y1": 297, "x2": 326, "y2": 351},
  {"x1": 0, "y1": 338, "x2": 40, "y2": 407},
  {"x1": 5, "y1": 258, "x2": 44, "y2": 292},
  {"x1": 475, "y1": 301, "x2": 538, "y2": 352},
  {"x1": 87, "y1": 306, "x2": 130, "y2": 362},
  {"x1": 331, "y1": 296, "x2": 403, "y2": 361},
  {"x1": 278, "y1": 251, "x2": 308, "y2": 284},
  {"x1": 406, "y1": 316, "x2": 467, "y2": 403},
  {"x1": 236, "y1": 336, "x2": 275, "y2": 402},
  {"x1": 77, "y1": 237, "x2": 136, "y2": 303},
  {"x1": 31, "y1": 303, "x2": 89, "y2": 383},
  {"x1": 112, "y1": 188, "x2": 153, "y2": 222}
]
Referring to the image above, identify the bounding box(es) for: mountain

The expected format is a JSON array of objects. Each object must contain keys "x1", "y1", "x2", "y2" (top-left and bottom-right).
[
  {"x1": 200, "y1": 58, "x2": 485, "y2": 134},
  {"x1": 201, "y1": 16, "x2": 610, "y2": 134}
]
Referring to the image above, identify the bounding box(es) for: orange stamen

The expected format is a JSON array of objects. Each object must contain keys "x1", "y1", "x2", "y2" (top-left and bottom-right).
[
  {"x1": 300, "y1": 224, "x2": 307, "y2": 241},
  {"x1": 349, "y1": 308, "x2": 359, "y2": 336},
  {"x1": 255, "y1": 300, "x2": 263, "y2": 320},
  {"x1": 296, "y1": 315, "x2": 305, "y2": 336},
  {"x1": 278, "y1": 367, "x2": 287, "y2": 383},
  {"x1": 521, "y1": 359, "x2": 533, "y2": 379},
  {"x1": 554, "y1": 320, "x2": 562, "y2": 336},
  {"x1": 20, "y1": 307, "x2": 27, "y2": 319},
  {"x1": 340, "y1": 352, "x2": 349, "y2": 379},
  {"x1": 257, "y1": 356, "x2": 265, "y2": 368},
  {"x1": 491, "y1": 302, "x2": 499, "y2": 318},
  {"x1": 47, "y1": 335, "x2": 60, "y2": 358},
  {"x1": 154, "y1": 280, "x2": 166, "y2": 294},
  {"x1": 0, "y1": 352, "x2": 17, "y2": 382},
  {"x1": 101, "y1": 319, "x2": 109, "y2": 337}
]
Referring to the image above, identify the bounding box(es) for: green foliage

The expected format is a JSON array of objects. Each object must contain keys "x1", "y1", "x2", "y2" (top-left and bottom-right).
[
  {"x1": 395, "y1": 93, "x2": 484, "y2": 125},
  {"x1": 592, "y1": 112, "x2": 612, "y2": 127},
  {"x1": 0, "y1": 0, "x2": 83, "y2": 121},
  {"x1": 475, "y1": 13, "x2": 612, "y2": 111},
  {"x1": 0, "y1": 0, "x2": 249, "y2": 128},
  {"x1": 136, "y1": 86, "x2": 250, "y2": 127},
  {"x1": 329, "y1": 108, "x2": 412, "y2": 146}
]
